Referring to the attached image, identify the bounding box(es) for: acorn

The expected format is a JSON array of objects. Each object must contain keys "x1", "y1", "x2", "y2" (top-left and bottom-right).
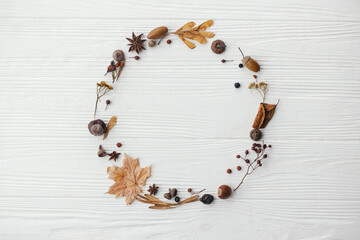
[
  {"x1": 238, "y1": 47, "x2": 260, "y2": 72},
  {"x1": 88, "y1": 119, "x2": 107, "y2": 136},
  {"x1": 250, "y1": 128, "x2": 262, "y2": 141},
  {"x1": 218, "y1": 185, "x2": 232, "y2": 199},
  {"x1": 147, "y1": 26, "x2": 168, "y2": 39},
  {"x1": 112, "y1": 50, "x2": 125, "y2": 62}
]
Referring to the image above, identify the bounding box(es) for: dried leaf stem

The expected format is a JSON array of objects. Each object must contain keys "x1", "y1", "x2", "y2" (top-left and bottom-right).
[{"x1": 94, "y1": 82, "x2": 113, "y2": 118}]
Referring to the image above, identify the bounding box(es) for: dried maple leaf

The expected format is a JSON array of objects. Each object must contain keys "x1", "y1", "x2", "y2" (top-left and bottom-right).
[
  {"x1": 171, "y1": 20, "x2": 215, "y2": 49},
  {"x1": 107, "y1": 153, "x2": 151, "y2": 205}
]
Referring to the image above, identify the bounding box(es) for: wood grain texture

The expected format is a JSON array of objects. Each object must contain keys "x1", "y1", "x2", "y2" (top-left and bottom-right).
[{"x1": 1, "y1": 0, "x2": 360, "y2": 239}]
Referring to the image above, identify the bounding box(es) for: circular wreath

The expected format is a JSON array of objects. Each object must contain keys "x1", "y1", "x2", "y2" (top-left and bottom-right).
[{"x1": 87, "y1": 20, "x2": 279, "y2": 209}]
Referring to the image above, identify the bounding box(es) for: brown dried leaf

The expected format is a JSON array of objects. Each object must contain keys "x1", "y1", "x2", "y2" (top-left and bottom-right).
[
  {"x1": 252, "y1": 102, "x2": 279, "y2": 129},
  {"x1": 103, "y1": 116, "x2": 117, "y2": 139},
  {"x1": 107, "y1": 154, "x2": 151, "y2": 205},
  {"x1": 176, "y1": 21, "x2": 196, "y2": 33},
  {"x1": 149, "y1": 205, "x2": 176, "y2": 210},
  {"x1": 197, "y1": 20, "x2": 214, "y2": 31},
  {"x1": 199, "y1": 31, "x2": 215, "y2": 38}
]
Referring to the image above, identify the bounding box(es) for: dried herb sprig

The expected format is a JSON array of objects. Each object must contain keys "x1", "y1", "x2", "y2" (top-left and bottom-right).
[
  {"x1": 233, "y1": 141, "x2": 271, "y2": 191},
  {"x1": 248, "y1": 75, "x2": 268, "y2": 102},
  {"x1": 136, "y1": 194, "x2": 199, "y2": 210},
  {"x1": 94, "y1": 81, "x2": 113, "y2": 118}
]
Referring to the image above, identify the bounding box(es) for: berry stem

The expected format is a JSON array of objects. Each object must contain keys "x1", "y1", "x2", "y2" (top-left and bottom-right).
[{"x1": 238, "y1": 47, "x2": 245, "y2": 58}]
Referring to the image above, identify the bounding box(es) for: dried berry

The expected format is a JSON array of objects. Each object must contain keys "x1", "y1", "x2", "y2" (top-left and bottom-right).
[
  {"x1": 200, "y1": 194, "x2": 214, "y2": 204},
  {"x1": 221, "y1": 59, "x2": 233, "y2": 63},
  {"x1": 105, "y1": 99, "x2": 110, "y2": 110},
  {"x1": 245, "y1": 150, "x2": 249, "y2": 154},
  {"x1": 250, "y1": 129, "x2": 262, "y2": 141},
  {"x1": 166, "y1": 39, "x2": 172, "y2": 44},
  {"x1": 169, "y1": 188, "x2": 177, "y2": 198},
  {"x1": 245, "y1": 159, "x2": 250, "y2": 163},
  {"x1": 88, "y1": 119, "x2": 107, "y2": 136},
  {"x1": 263, "y1": 154, "x2": 267, "y2": 158},
  {"x1": 234, "y1": 82, "x2": 241, "y2": 88},
  {"x1": 268, "y1": 145, "x2": 272, "y2": 148},
  {"x1": 97, "y1": 145, "x2": 107, "y2": 157},
  {"x1": 113, "y1": 50, "x2": 125, "y2": 62},
  {"x1": 236, "y1": 155, "x2": 241, "y2": 158},
  {"x1": 187, "y1": 188, "x2": 192, "y2": 193},
  {"x1": 239, "y1": 63, "x2": 244, "y2": 68},
  {"x1": 227, "y1": 169, "x2": 232, "y2": 174},
  {"x1": 134, "y1": 56, "x2": 140, "y2": 60},
  {"x1": 174, "y1": 196, "x2": 180, "y2": 202},
  {"x1": 236, "y1": 166, "x2": 242, "y2": 171},
  {"x1": 211, "y1": 40, "x2": 226, "y2": 54},
  {"x1": 218, "y1": 185, "x2": 232, "y2": 199},
  {"x1": 116, "y1": 142, "x2": 122, "y2": 148},
  {"x1": 148, "y1": 40, "x2": 156, "y2": 47}
]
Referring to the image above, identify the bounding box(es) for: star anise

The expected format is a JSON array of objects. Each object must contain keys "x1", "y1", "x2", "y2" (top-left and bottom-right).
[
  {"x1": 126, "y1": 32, "x2": 146, "y2": 54},
  {"x1": 147, "y1": 184, "x2": 159, "y2": 196},
  {"x1": 108, "y1": 151, "x2": 121, "y2": 161}
]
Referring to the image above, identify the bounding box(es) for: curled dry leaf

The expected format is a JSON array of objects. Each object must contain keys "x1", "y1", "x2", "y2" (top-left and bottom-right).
[
  {"x1": 171, "y1": 20, "x2": 215, "y2": 49},
  {"x1": 136, "y1": 194, "x2": 199, "y2": 210},
  {"x1": 252, "y1": 100, "x2": 279, "y2": 129},
  {"x1": 103, "y1": 116, "x2": 117, "y2": 140},
  {"x1": 107, "y1": 153, "x2": 151, "y2": 205}
]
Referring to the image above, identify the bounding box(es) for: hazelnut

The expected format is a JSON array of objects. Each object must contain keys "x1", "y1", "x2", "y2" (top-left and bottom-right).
[
  {"x1": 250, "y1": 129, "x2": 262, "y2": 141},
  {"x1": 112, "y1": 49, "x2": 125, "y2": 62},
  {"x1": 163, "y1": 192, "x2": 171, "y2": 200},
  {"x1": 169, "y1": 188, "x2": 177, "y2": 198},
  {"x1": 211, "y1": 40, "x2": 226, "y2": 54},
  {"x1": 88, "y1": 119, "x2": 107, "y2": 136},
  {"x1": 218, "y1": 185, "x2": 232, "y2": 199},
  {"x1": 148, "y1": 40, "x2": 156, "y2": 47},
  {"x1": 97, "y1": 145, "x2": 107, "y2": 157}
]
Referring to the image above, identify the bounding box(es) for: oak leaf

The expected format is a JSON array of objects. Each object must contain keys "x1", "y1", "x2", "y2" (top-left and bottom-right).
[{"x1": 107, "y1": 153, "x2": 151, "y2": 205}]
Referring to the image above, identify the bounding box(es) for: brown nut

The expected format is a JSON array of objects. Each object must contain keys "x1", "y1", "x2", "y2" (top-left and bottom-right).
[
  {"x1": 169, "y1": 188, "x2": 177, "y2": 198},
  {"x1": 242, "y1": 56, "x2": 260, "y2": 72},
  {"x1": 147, "y1": 26, "x2": 168, "y2": 39},
  {"x1": 148, "y1": 40, "x2": 156, "y2": 47},
  {"x1": 163, "y1": 192, "x2": 171, "y2": 200},
  {"x1": 250, "y1": 129, "x2": 262, "y2": 141},
  {"x1": 211, "y1": 40, "x2": 226, "y2": 54},
  {"x1": 113, "y1": 50, "x2": 125, "y2": 62},
  {"x1": 218, "y1": 185, "x2": 232, "y2": 199},
  {"x1": 88, "y1": 119, "x2": 107, "y2": 136}
]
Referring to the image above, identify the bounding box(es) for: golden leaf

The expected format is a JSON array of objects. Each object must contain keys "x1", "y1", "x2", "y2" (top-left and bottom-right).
[
  {"x1": 107, "y1": 154, "x2": 151, "y2": 205},
  {"x1": 172, "y1": 20, "x2": 215, "y2": 49},
  {"x1": 103, "y1": 116, "x2": 117, "y2": 139}
]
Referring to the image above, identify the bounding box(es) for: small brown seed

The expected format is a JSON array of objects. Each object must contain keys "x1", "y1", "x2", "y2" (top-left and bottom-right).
[
  {"x1": 169, "y1": 188, "x2": 177, "y2": 198},
  {"x1": 163, "y1": 192, "x2": 171, "y2": 200},
  {"x1": 148, "y1": 40, "x2": 156, "y2": 47}
]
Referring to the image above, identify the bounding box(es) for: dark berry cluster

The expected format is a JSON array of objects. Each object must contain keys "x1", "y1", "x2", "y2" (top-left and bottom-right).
[{"x1": 232, "y1": 141, "x2": 272, "y2": 191}]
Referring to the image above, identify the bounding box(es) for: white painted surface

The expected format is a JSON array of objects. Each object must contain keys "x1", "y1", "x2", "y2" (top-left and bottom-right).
[{"x1": 1, "y1": 0, "x2": 360, "y2": 239}]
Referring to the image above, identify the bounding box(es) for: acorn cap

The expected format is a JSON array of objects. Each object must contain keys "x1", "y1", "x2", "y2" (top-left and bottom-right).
[{"x1": 241, "y1": 56, "x2": 251, "y2": 65}]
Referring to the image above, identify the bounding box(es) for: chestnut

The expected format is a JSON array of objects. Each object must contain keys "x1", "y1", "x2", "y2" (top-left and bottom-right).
[
  {"x1": 218, "y1": 185, "x2": 232, "y2": 199},
  {"x1": 88, "y1": 119, "x2": 107, "y2": 136}
]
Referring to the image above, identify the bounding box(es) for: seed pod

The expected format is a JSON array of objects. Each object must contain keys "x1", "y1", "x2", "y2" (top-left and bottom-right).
[
  {"x1": 238, "y1": 47, "x2": 260, "y2": 72},
  {"x1": 97, "y1": 145, "x2": 107, "y2": 157},
  {"x1": 250, "y1": 129, "x2": 262, "y2": 141},
  {"x1": 148, "y1": 40, "x2": 156, "y2": 47},
  {"x1": 112, "y1": 50, "x2": 125, "y2": 62},
  {"x1": 147, "y1": 26, "x2": 168, "y2": 39},
  {"x1": 169, "y1": 188, "x2": 177, "y2": 198},
  {"x1": 211, "y1": 40, "x2": 226, "y2": 54},
  {"x1": 88, "y1": 119, "x2": 107, "y2": 136},
  {"x1": 218, "y1": 185, "x2": 232, "y2": 199}
]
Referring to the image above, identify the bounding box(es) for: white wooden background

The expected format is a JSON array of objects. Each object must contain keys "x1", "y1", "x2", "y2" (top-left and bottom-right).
[{"x1": 1, "y1": 0, "x2": 360, "y2": 239}]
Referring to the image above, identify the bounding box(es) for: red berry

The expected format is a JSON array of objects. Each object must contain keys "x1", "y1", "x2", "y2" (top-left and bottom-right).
[
  {"x1": 257, "y1": 160, "x2": 261, "y2": 164},
  {"x1": 245, "y1": 159, "x2": 250, "y2": 163},
  {"x1": 187, "y1": 188, "x2": 192, "y2": 192},
  {"x1": 116, "y1": 142, "x2": 122, "y2": 147},
  {"x1": 245, "y1": 150, "x2": 249, "y2": 155},
  {"x1": 263, "y1": 154, "x2": 267, "y2": 158},
  {"x1": 268, "y1": 145, "x2": 272, "y2": 148},
  {"x1": 236, "y1": 166, "x2": 241, "y2": 171},
  {"x1": 258, "y1": 163, "x2": 262, "y2": 167},
  {"x1": 227, "y1": 169, "x2": 232, "y2": 174},
  {"x1": 166, "y1": 39, "x2": 171, "y2": 44},
  {"x1": 253, "y1": 75, "x2": 257, "y2": 79},
  {"x1": 251, "y1": 147, "x2": 255, "y2": 151},
  {"x1": 134, "y1": 56, "x2": 140, "y2": 60},
  {"x1": 221, "y1": 59, "x2": 226, "y2": 63},
  {"x1": 236, "y1": 155, "x2": 241, "y2": 158}
]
